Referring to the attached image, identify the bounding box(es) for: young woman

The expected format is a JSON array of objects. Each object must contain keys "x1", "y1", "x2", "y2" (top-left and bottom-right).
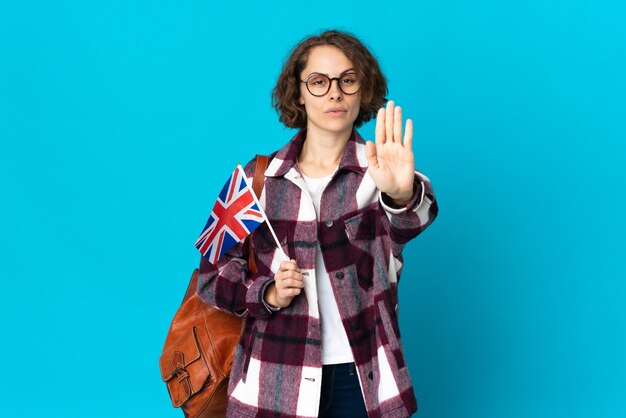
[{"x1": 198, "y1": 30, "x2": 438, "y2": 418}]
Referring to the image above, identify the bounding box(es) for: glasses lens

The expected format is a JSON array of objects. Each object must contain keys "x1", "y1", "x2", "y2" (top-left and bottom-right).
[
  {"x1": 307, "y1": 75, "x2": 330, "y2": 96},
  {"x1": 339, "y1": 73, "x2": 359, "y2": 94}
]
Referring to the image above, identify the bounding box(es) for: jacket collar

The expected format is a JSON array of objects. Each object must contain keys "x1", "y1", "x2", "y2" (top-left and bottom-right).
[{"x1": 265, "y1": 129, "x2": 368, "y2": 177}]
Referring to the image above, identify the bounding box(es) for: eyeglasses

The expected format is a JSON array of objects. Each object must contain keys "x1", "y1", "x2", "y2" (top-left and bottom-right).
[{"x1": 301, "y1": 71, "x2": 360, "y2": 97}]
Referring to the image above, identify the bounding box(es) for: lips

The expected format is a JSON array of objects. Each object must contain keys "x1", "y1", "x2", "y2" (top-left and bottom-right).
[{"x1": 325, "y1": 108, "x2": 347, "y2": 116}]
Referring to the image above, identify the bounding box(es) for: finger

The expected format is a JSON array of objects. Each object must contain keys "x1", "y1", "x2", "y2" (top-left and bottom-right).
[
  {"x1": 365, "y1": 141, "x2": 378, "y2": 170},
  {"x1": 277, "y1": 266, "x2": 303, "y2": 280},
  {"x1": 375, "y1": 108, "x2": 385, "y2": 144},
  {"x1": 276, "y1": 271, "x2": 301, "y2": 285},
  {"x1": 276, "y1": 287, "x2": 302, "y2": 297},
  {"x1": 404, "y1": 119, "x2": 413, "y2": 150},
  {"x1": 385, "y1": 101, "x2": 394, "y2": 144},
  {"x1": 289, "y1": 259, "x2": 300, "y2": 270},
  {"x1": 282, "y1": 288, "x2": 301, "y2": 297},
  {"x1": 394, "y1": 106, "x2": 403, "y2": 144},
  {"x1": 280, "y1": 259, "x2": 298, "y2": 271},
  {"x1": 285, "y1": 270, "x2": 303, "y2": 282},
  {"x1": 281, "y1": 278, "x2": 305, "y2": 289}
]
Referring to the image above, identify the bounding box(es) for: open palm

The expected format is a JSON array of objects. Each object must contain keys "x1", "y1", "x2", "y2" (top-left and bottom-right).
[{"x1": 365, "y1": 101, "x2": 415, "y2": 204}]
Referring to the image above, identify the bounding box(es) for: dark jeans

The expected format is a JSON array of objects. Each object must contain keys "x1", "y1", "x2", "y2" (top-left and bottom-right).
[{"x1": 318, "y1": 362, "x2": 368, "y2": 418}]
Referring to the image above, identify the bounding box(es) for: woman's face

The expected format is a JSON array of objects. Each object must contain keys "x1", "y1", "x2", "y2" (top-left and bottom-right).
[{"x1": 298, "y1": 45, "x2": 361, "y2": 138}]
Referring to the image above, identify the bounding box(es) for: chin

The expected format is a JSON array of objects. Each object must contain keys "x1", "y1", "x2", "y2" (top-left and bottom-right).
[
  {"x1": 322, "y1": 120, "x2": 355, "y2": 132},
  {"x1": 324, "y1": 125, "x2": 354, "y2": 135}
]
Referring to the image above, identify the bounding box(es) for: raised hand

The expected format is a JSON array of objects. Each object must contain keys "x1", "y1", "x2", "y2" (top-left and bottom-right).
[{"x1": 365, "y1": 101, "x2": 415, "y2": 205}]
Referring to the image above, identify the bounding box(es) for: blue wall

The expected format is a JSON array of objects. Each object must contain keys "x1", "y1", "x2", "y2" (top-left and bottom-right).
[{"x1": 1, "y1": 1, "x2": 624, "y2": 417}]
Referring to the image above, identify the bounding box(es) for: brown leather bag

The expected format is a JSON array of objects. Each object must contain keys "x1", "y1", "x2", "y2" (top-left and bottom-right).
[{"x1": 160, "y1": 156, "x2": 268, "y2": 417}]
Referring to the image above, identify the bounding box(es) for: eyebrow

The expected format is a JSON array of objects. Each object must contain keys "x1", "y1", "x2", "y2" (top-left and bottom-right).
[{"x1": 305, "y1": 68, "x2": 356, "y2": 78}]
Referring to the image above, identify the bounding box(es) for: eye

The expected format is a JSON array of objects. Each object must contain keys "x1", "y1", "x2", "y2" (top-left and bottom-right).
[
  {"x1": 340, "y1": 74, "x2": 357, "y2": 85},
  {"x1": 309, "y1": 76, "x2": 328, "y2": 86}
]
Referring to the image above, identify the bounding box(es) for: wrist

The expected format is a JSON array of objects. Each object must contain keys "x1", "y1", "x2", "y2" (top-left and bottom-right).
[
  {"x1": 386, "y1": 192, "x2": 413, "y2": 208},
  {"x1": 264, "y1": 283, "x2": 283, "y2": 309},
  {"x1": 386, "y1": 178, "x2": 418, "y2": 208}
]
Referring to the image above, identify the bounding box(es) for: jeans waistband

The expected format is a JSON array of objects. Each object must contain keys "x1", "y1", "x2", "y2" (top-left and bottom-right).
[{"x1": 322, "y1": 362, "x2": 356, "y2": 375}]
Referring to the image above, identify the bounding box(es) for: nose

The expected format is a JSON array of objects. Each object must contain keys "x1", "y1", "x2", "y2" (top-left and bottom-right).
[{"x1": 328, "y1": 78, "x2": 343, "y2": 101}]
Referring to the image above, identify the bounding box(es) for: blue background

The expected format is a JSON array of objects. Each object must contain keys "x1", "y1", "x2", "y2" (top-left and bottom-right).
[{"x1": 1, "y1": 1, "x2": 625, "y2": 417}]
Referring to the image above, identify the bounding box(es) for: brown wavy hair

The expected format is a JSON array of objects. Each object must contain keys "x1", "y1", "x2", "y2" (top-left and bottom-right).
[{"x1": 272, "y1": 30, "x2": 387, "y2": 129}]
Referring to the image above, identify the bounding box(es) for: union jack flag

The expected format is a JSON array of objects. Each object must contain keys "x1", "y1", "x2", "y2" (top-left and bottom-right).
[{"x1": 195, "y1": 165, "x2": 265, "y2": 264}]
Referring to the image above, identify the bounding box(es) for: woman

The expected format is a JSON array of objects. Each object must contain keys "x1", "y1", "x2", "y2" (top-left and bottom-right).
[{"x1": 198, "y1": 30, "x2": 438, "y2": 418}]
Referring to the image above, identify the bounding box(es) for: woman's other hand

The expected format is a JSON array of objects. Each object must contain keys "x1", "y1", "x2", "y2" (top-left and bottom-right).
[
  {"x1": 365, "y1": 101, "x2": 415, "y2": 206},
  {"x1": 265, "y1": 259, "x2": 304, "y2": 309}
]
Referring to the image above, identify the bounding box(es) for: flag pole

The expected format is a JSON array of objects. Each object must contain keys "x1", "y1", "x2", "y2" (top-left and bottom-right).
[{"x1": 237, "y1": 164, "x2": 289, "y2": 262}]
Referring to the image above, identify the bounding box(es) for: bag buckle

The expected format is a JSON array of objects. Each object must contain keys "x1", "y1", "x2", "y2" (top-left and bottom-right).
[{"x1": 171, "y1": 352, "x2": 193, "y2": 400}]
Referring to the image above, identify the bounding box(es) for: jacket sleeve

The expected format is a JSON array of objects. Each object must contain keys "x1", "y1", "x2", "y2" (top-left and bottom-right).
[
  {"x1": 378, "y1": 169, "x2": 438, "y2": 256},
  {"x1": 197, "y1": 242, "x2": 276, "y2": 320},
  {"x1": 195, "y1": 157, "x2": 277, "y2": 320}
]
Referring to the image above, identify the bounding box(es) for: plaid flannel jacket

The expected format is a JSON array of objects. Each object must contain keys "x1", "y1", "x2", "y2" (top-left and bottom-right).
[{"x1": 198, "y1": 129, "x2": 438, "y2": 417}]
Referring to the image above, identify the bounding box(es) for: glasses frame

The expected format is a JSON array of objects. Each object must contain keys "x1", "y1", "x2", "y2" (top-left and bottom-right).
[{"x1": 300, "y1": 71, "x2": 360, "y2": 97}]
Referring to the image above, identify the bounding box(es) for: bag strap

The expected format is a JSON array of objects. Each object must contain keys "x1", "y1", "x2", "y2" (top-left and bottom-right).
[
  {"x1": 187, "y1": 156, "x2": 269, "y2": 302},
  {"x1": 247, "y1": 155, "x2": 268, "y2": 274}
]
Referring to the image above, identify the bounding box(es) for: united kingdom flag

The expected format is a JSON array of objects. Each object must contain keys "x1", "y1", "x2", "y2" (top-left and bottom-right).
[{"x1": 195, "y1": 165, "x2": 265, "y2": 264}]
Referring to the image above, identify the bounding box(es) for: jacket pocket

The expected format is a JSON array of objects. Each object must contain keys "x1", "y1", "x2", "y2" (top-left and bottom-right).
[
  {"x1": 252, "y1": 222, "x2": 288, "y2": 254},
  {"x1": 376, "y1": 299, "x2": 406, "y2": 370},
  {"x1": 343, "y1": 208, "x2": 382, "y2": 290},
  {"x1": 251, "y1": 223, "x2": 289, "y2": 278}
]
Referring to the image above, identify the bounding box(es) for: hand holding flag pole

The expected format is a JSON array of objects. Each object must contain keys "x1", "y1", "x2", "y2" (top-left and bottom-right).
[{"x1": 195, "y1": 164, "x2": 288, "y2": 265}]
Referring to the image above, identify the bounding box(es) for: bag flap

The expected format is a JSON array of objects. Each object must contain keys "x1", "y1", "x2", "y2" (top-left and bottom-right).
[{"x1": 160, "y1": 327, "x2": 204, "y2": 381}]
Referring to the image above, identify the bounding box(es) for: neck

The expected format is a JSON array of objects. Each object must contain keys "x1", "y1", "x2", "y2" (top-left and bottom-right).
[{"x1": 297, "y1": 127, "x2": 352, "y2": 178}]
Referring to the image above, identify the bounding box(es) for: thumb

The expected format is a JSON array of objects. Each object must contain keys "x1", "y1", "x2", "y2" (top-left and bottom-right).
[{"x1": 365, "y1": 141, "x2": 378, "y2": 170}]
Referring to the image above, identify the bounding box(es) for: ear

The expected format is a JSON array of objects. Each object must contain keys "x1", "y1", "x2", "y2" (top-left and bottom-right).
[{"x1": 298, "y1": 95, "x2": 305, "y2": 105}]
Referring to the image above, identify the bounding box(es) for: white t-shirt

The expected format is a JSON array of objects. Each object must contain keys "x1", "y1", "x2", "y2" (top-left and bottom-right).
[{"x1": 301, "y1": 172, "x2": 354, "y2": 365}]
